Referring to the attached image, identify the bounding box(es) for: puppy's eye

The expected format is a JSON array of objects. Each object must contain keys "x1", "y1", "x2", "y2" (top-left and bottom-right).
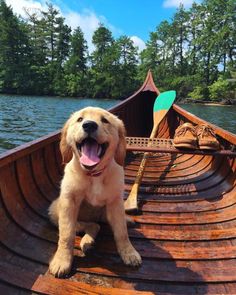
[
  {"x1": 101, "y1": 117, "x2": 109, "y2": 124},
  {"x1": 77, "y1": 117, "x2": 83, "y2": 122}
]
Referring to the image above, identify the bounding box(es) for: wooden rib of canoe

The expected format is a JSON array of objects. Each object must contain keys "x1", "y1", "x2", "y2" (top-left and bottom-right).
[{"x1": 0, "y1": 70, "x2": 236, "y2": 294}]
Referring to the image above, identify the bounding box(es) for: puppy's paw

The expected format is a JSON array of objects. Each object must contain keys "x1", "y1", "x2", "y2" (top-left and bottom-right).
[
  {"x1": 120, "y1": 246, "x2": 142, "y2": 267},
  {"x1": 49, "y1": 249, "x2": 73, "y2": 277},
  {"x1": 80, "y1": 234, "x2": 95, "y2": 253}
]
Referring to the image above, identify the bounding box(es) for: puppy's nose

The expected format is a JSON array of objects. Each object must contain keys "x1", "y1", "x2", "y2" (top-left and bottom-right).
[{"x1": 82, "y1": 120, "x2": 98, "y2": 133}]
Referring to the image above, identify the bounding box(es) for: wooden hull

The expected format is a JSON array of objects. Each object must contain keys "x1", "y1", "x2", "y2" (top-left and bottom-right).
[{"x1": 0, "y1": 71, "x2": 236, "y2": 294}]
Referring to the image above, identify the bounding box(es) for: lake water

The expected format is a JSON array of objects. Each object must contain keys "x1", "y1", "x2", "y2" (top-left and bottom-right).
[
  {"x1": 0, "y1": 95, "x2": 117, "y2": 154},
  {"x1": 0, "y1": 95, "x2": 235, "y2": 154},
  {"x1": 179, "y1": 104, "x2": 236, "y2": 135}
]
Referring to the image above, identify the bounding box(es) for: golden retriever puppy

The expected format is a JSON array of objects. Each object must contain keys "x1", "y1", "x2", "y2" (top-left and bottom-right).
[{"x1": 48, "y1": 107, "x2": 142, "y2": 277}]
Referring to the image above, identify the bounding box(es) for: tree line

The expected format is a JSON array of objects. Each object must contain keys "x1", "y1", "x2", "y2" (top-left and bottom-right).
[{"x1": 0, "y1": 0, "x2": 235, "y2": 101}]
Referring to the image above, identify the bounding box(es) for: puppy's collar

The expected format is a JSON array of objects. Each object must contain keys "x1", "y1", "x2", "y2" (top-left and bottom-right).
[{"x1": 86, "y1": 166, "x2": 106, "y2": 177}]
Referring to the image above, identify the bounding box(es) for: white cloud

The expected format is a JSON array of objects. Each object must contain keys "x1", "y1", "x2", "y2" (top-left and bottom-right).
[
  {"x1": 64, "y1": 10, "x2": 101, "y2": 52},
  {"x1": 163, "y1": 0, "x2": 197, "y2": 8},
  {"x1": 6, "y1": 0, "x2": 48, "y2": 17},
  {"x1": 131, "y1": 36, "x2": 146, "y2": 52},
  {"x1": 6, "y1": 0, "x2": 145, "y2": 53},
  {"x1": 6, "y1": 0, "x2": 103, "y2": 52},
  {"x1": 64, "y1": 9, "x2": 123, "y2": 53}
]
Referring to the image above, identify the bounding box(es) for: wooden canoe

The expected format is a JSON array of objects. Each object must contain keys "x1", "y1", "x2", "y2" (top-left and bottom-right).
[{"x1": 0, "y1": 71, "x2": 236, "y2": 294}]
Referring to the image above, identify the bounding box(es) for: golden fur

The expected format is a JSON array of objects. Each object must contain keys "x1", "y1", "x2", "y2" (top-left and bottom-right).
[{"x1": 48, "y1": 107, "x2": 141, "y2": 277}]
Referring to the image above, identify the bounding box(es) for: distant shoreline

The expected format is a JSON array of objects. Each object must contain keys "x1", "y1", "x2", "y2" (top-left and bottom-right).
[
  {"x1": 180, "y1": 102, "x2": 231, "y2": 106},
  {"x1": 1, "y1": 93, "x2": 235, "y2": 106},
  {"x1": 197, "y1": 102, "x2": 232, "y2": 106},
  {"x1": 179, "y1": 99, "x2": 236, "y2": 106}
]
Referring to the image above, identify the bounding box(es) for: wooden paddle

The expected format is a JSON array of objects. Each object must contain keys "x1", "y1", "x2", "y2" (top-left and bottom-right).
[{"x1": 124, "y1": 90, "x2": 176, "y2": 213}]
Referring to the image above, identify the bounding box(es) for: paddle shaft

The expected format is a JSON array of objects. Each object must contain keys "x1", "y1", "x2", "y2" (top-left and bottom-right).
[
  {"x1": 124, "y1": 110, "x2": 168, "y2": 211},
  {"x1": 132, "y1": 112, "x2": 165, "y2": 182},
  {"x1": 124, "y1": 91, "x2": 176, "y2": 212}
]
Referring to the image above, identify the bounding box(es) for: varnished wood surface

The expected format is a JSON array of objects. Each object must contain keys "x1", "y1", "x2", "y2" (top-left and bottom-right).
[
  {"x1": 0, "y1": 71, "x2": 236, "y2": 294},
  {"x1": 126, "y1": 137, "x2": 236, "y2": 157}
]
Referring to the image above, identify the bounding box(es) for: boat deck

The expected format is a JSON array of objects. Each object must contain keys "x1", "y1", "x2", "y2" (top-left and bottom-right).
[
  {"x1": 0, "y1": 71, "x2": 236, "y2": 294},
  {"x1": 0, "y1": 136, "x2": 236, "y2": 294}
]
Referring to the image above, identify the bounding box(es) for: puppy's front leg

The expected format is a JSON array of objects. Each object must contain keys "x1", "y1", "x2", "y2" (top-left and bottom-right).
[
  {"x1": 49, "y1": 196, "x2": 80, "y2": 277},
  {"x1": 106, "y1": 197, "x2": 142, "y2": 266}
]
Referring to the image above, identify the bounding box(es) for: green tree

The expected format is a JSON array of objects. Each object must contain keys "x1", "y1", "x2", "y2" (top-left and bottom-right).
[
  {"x1": 208, "y1": 77, "x2": 232, "y2": 101},
  {"x1": 0, "y1": 0, "x2": 235, "y2": 100},
  {"x1": 188, "y1": 86, "x2": 208, "y2": 101},
  {"x1": 39, "y1": 3, "x2": 71, "y2": 95},
  {"x1": 171, "y1": 4, "x2": 190, "y2": 75},
  {"x1": 113, "y1": 35, "x2": 138, "y2": 97},
  {"x1": 53, "y1": 16, "x2": 71, "y2": 95},
  {"x1": 66, "y1": 27, "x2": 88, "y2": 74},
  {"x1": 65, "y1": 27, "x2": 88, "y2": 96},
  {"x1": 193, "y1": 0, "x2": 222, "y2": 85},
  {"x1": 24, "y1": 8, "x2": 49, "y2": 94},
  {"x1": 0, "y1": 0, "x2": 32, "y2": 93},
  {"x1": 139, "y1": 31, "x2": 160, "y2": 81},
  {"x1": 25, "y1": 4, "x2": 71, "y2": 95},
  {"x1": 208, "y1": 0, "x2": 236, "y2": 73},
  {"x1": 41, "y1": 3, "x2": 59, "y2": 62},
  {"x1": 90, "y1": 24, "x2": 115, "y2": 97},
  {"x1": 188, "y1": 3, "x2": 202, "y2": 76}
]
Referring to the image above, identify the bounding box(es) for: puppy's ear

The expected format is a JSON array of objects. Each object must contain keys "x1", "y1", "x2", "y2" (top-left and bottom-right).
[
  {"x1": 60, "y1": 120, "x2": 72, "y2": 164},
  {"x1": 115, "y1": 118, "x2": 126, "y2": 166}
]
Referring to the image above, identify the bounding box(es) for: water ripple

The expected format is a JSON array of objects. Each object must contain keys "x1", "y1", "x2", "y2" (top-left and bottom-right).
[
  {"x1": 0, "y1": 95, "x2": 117, "y2": 154},
  {"x1": 179, "y1": 104, "x2": 236, "y2": 135},
  {"x1": 0, "y1": 95, "x2": 235, "y2": 155}
]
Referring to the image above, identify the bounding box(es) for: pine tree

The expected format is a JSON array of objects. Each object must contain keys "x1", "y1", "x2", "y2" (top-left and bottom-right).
[
  {"x1": 0, "y1": 0, "x2": 32, "y2": 93},
  {"x1": 90, "y1": 24, "x2": 115, "y2": 97},
  {"x1": 172, "y1": 4, "x2": 190, "y2": 75},
  {"x1": 53, "y1": 16, "x2": 71, "y2": 95},
  {"x1": 65, "y1": 27, "x2": 88, "y2": 96},
  {"x1": 114, "y1": 36, "x2": 138, "y2": 97},
  {"x1": 139, "y1": 31, "x2": 160, "y2": 81},
  {"x1": 24, "y1": 8, "x2": 49, "y2": 94}
]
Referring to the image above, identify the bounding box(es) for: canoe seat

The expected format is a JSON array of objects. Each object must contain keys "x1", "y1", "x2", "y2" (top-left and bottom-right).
[{"x1": 126, "y1": 137, "x2": 236, "y2": 157}]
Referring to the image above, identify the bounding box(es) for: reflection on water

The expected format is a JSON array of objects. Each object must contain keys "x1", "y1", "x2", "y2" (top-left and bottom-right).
[
  {"x1": 0, "y1": 95, "x2": 117, "y2": 154},
  {"x1": 0, "y1": 95, "x2": 235, "y2": 154}
]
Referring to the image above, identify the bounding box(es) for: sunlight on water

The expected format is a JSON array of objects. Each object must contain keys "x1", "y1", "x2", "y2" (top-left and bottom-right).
[
  {"x1": 0, "y1": 95, "x2": 117, "y2": 154},
  {"x1": 0, "y1": 95, "x2": 235, "y2": 155}
]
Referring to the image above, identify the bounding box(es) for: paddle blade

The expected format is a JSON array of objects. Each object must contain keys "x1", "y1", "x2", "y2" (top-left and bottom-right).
[
  {"x1": 153, "y1": 90, "x2": 176, "y2": 112},
  {"x1": 151, "y1": 90, "x2": 176, "y2": 138}
]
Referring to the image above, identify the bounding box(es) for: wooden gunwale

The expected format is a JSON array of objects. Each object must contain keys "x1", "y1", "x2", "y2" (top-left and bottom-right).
[
  {"x1": 0, "y1": 131, "x2": 60, "y2": 169},
  {"x1": 1, "y1": 71, "x2": 236, "y2": 294}
]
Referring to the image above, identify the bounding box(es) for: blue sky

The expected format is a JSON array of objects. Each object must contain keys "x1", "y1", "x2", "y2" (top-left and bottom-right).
[
  {"x1": 60, "y1": 0, "x2": 179, "y2": 39},
  {"x1": 6, "y1": 0, "x2": 201, "y2": 51}
]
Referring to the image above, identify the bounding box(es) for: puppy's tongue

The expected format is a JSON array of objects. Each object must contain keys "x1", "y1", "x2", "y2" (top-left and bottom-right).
[{"x1": 80, "y1": 139, "x2": 100, "y2": 166}]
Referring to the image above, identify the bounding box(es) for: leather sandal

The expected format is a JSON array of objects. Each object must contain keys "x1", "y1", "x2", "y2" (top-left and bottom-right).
[
  {"x1": 195, "y1": 124, "x2": 220, "y2": 150},
  {"x1": 173, "y1": 122, "x2": 198, "y2": 149}
]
